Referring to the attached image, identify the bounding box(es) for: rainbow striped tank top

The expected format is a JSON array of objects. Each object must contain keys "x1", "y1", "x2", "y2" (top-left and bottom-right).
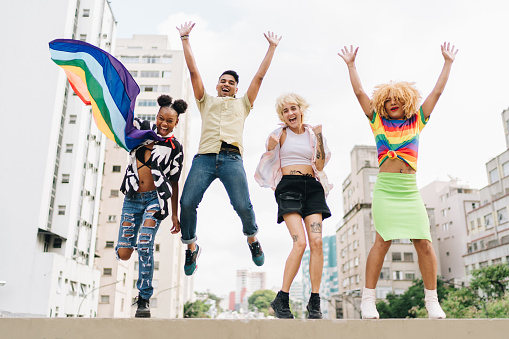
[{"x1": 369, "y1": 106, "x2": 428, "y2": 171}]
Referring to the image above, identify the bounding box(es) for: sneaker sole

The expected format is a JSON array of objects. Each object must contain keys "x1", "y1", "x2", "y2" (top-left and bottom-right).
[{"x1": 135, "y1": 312, "x2": 151, "y2": 318}]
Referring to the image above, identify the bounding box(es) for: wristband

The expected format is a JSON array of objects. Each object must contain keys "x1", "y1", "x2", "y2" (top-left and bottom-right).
[{"x1": 180, "y1": 35, "x2": 189, "y2": 40}]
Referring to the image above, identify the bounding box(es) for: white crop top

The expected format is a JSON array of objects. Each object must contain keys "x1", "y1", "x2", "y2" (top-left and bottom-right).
[{"x1": 280, "y1": 128, "x2": 313, "y2": 168}]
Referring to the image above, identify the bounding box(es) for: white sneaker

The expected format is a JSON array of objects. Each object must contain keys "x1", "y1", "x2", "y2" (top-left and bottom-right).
[
  {"x1": 361, "y1": 287, "x2": 379, "y2": 319},
  {"x1": 424, "y1": 288, "x2": 446, "y2": 319}
]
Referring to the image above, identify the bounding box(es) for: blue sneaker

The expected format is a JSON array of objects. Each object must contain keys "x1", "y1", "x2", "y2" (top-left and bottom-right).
[
  {"x1": 184, "y1": 244, "x2": 201, "y2": 276},
  {"x1": 248, "y1": 240, "x2": 265, "y2": 266}
]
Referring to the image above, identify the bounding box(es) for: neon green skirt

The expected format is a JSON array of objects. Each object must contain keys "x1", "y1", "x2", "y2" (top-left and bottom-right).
[{"x1": 372, "y1": 172, "x2": 431, "y2": 242}]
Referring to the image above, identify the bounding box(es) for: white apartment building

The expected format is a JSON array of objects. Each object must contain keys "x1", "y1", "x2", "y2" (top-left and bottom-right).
[
  {"x1": 420, "y1": 180, "x2": 480, "y2": 284},
  {"x1": 95, "y1": 35, "x2": 194, "y2": 318},
  {"x1": 0, "y1": 0, "x2": 115, "y2": 317},
  {"x1": 463, "y1": 108, "x2": 509, "y2": 280},
  {"x1": 336, "y1": 146, "x2": 441, "y2": 319},
  {"x1": 234, "y1": 269, "x2": 266, "y2": 312}
]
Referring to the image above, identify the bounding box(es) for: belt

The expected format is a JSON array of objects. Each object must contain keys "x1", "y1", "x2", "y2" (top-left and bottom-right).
[{"x1": 220, "y1": 142, "x2": 240, "y2": 154}]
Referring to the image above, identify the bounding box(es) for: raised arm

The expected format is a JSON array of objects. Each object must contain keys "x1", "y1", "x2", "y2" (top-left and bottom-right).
[
  {"x1": 176, "y1": 22, "x2": 204, "y2": 100},
  {"x1": 246, "y1": 32, "x2": 282, "y2": 106},
  {"x1": 421, "y1": 42, "x2": 458, "y2": 118},
  {"x1": 338, "y1": 46, "x2": 372, "y2": 119}
]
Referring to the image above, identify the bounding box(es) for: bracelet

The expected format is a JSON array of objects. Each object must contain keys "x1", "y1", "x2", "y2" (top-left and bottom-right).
[{"x1": 180, "y1": 35, "x2": 189, "y2": 40}]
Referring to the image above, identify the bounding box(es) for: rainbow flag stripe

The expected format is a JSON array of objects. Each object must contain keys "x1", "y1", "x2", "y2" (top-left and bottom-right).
[{"x1": 49, "y1": 39, "x2": 160, "y2": 151}]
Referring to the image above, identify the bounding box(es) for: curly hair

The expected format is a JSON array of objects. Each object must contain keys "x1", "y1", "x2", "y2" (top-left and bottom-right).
[
  {"x1": 157, "y1": 95, "x2": 187, "y2": 115},
  {"x1": 275, "y1": 93, "x2": 310, "y2": 124},
  {"x1": 371, "y1": 81, "x2": 421, "y2": 119}
]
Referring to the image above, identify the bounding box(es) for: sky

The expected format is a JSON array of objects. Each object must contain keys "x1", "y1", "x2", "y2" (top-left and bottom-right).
[{"x1": 109, "y1": 0, "x2": 509, "y2": 297}]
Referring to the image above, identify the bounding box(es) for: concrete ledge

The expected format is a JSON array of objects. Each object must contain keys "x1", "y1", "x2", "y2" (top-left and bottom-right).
[{"x1": 0, "y1": 318, "x2": 508, "y2": 339}]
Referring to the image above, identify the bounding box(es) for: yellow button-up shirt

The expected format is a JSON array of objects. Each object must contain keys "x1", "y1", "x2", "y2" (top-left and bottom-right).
[{"x1": 196, "y1": 91, "x2": 252, "y2": 156}]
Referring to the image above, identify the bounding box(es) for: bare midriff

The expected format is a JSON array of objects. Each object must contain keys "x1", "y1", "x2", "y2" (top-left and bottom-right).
[
  {"x1": 282, "y1": 164, "x2": 315, "y2": 177},
  {"x1": 137, "y1": 143, "x2": 157, "y2": 192},
  {"x1": 379, "y1": 158, "x2": 416, "y2": 174}
]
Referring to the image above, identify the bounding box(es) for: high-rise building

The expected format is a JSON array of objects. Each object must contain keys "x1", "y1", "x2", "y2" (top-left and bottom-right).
[
  {"x1": 301, "y1": 235, "x2": 338, "y2": 319},
  {"x1": 234, "y1": 269, "x2": 266, "y2": 312},
  {"x1": 94, "y1": 34, "x2": 193, "y2": 318},
  {"x1": 336, "y1": 146, "x2": 441, "y2": 319},
  {"x1": 0, "y1": 0, "x2": 115, "y2": 317},
  {"x1": 463, "y1": 108, "x2": 509, "y2": 280},
  {"x1": 420, "y1": 180, "x2": 480, "y2": 284}
]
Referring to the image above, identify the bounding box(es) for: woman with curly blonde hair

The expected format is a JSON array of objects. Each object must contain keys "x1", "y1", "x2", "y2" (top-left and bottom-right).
[{"x1": 338, "y1": 42, "x2": 458, "y2": 319}]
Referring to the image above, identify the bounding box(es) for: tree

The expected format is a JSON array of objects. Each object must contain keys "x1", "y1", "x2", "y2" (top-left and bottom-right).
[
  {"x1": 196, "y1": 291, "x2": 223, "y2": 314},
  {"x1": 470, "y1": 264, "x2": 509, "y2": 300},
  {"x1": 183, "y1": 299, "x2": 210, "y2": 318},
  {"x1": 248, "y1": 290, "x2": 276, "y2": 316}
]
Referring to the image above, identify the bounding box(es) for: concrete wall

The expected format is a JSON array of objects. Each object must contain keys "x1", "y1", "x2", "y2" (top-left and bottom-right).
[{"x1": 0, "y1": 319, "x2": 508, "y2": 339}]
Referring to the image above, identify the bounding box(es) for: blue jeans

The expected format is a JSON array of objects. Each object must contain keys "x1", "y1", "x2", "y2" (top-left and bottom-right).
[
  {"x1": 116, "y1": 190, "x2": 161, "y2": 299},
  {"x1": 180, "y1": 151, "x2": 258, "y2": 244}
]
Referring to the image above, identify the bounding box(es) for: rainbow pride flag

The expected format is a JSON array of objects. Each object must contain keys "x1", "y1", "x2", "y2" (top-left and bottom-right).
[{"x1": 49, "y1": 39, "x2": 162, "y2": 151}]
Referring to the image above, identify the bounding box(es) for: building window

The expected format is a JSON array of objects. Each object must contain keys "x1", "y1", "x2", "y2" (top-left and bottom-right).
[
  {"x1": 442, "y1": 209, "x2": 447, "y2": 217},
  {"x1": 497, "y1": 208, "x2": 508, "y2": 223},
  {"x1": 68, "y1": 281, "x2": 77, "y2": 296},
  {"x1": 403, "y1": 252, "x2": 414, "y2": 262},
  {"x1": 479, "y1": 261, "x2": 488, "y2": 268},
  {"x1": 470, "y1": 220, "x2": 475, "y2": 230},
  {"x1": 107, "y1": 215, "x2": 117, "y2": 223},
  {"x1": 141, "y1": 85, "x2": 157, "y2": 92},
  {"x1": 155, "y1": 244, "x2": 160, "y2": 252},
  {"x1": 489, "y1": 168, "x2": 499, "y2": 184},
  {"x1": 160, "y1": 85, "x2": 171, "y2": 92},
  {"x1": 162, "y1": 55, "x2": 172, "y2": 64},
  {"x1": 100, "y1": 295, "x2": 110, "y2": 304},
  {"x1": 62, "y1": 174, "x2": 70, "y2": 183},
  {"x1": 404, "y1": 271, "x2": 415, "y2": 280},
  {"x1": 134, "y1": 261, "x2": 139, "y2": 271},
  {"x1": 465, "y1": 265, "x2": 470, "y2": 275},
  {"x1": 79, "y1": 34, "x2": 87, "y2": 42},
  {"x1": 141, "y1": 56, "x2": 160, "y2": 63},
  {"x1": 129, "y1": 70, "x2": 138, "y2": 77},
  {"x1": 120, "y1": 56, "x2": 139, "y2": 63},
  {"x1": 58, "y1": 205, "x2": 66, "y2": 215},
  {"x1": 493, "y1": 258, "x2": 502, "y2": 265},
  {"x1": 138, "y1": 99, "x2": 157, "y2": 107},
  {"x1": 162, "y1": 71, "x2": 171, "y2": 78},
  {"x1": 140, "y1": 71, "x2": 159, "y2": 78},
  {"x1": 82, "y1": 9, "x2": 90, "y2": 17},
  {"x1": 354, "y1": 256, "x2": 359, "y2": 266},
  {"x1": 502, "y1": 162, "x2": 509, "y2": 178},
  {"x1": 105, "y1": 241, "x2": 114, "y2": 248},
  {"x1": 485, "y1": 213, "x2": 494, "y2": 229},
  {"x1": 380, "y1": 267, "x2": 390, "y2": 280},
  {"x1": 103, "y1": 268, "x2": 112, "y2": 276},
  {"x1": 133, "y1": 280, "x2": 137, "y2": 288},
  {"x1": 477, "y1": 217, "x2": 482, "y2": 228},
  {"x1": 112, "y1": 165, "x2": 121, "y2": 172},
  {"x1": 154, "y1": 261, "x2": 160, "y2": 270},
  {"x1": 442, "y1": 223, "x2": 450, "y2": 232},
  {"x1": 65, "y1": 144, "x2": 73, "y2": 153},
  {"x1": 393, "y1": 271, "x2": 403, "y2": 280},
  {"x1": 69, "y1": 115, "x2": 77, "y2": 124},
  {"x1": 392, "y1": 252, "x2": 402, "y2": 261},
  {"x1": 53, "y1": 238, "x2": 62, "y2": 248},
  {"x1": 110, "y1": 190, "x2": 119, "y2": 197}
]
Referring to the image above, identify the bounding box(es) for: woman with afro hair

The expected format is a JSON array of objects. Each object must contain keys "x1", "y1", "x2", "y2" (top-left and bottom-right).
[
  {"x1": 338, "y1": 42, "x2": 458, "y2": 319},
  {"x1": 116, "y1": 94, "x2": 187, "y2": 318}
]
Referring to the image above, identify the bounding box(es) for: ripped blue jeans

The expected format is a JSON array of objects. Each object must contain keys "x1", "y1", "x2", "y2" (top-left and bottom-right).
[{"x1": 116, "y1": 190, "x2": 161, "y2": 300}]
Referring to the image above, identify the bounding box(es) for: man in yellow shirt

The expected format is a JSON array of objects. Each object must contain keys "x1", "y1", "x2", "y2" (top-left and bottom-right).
[{"x1": 176, "y1": 21, "x2": 281, "y2": 276}]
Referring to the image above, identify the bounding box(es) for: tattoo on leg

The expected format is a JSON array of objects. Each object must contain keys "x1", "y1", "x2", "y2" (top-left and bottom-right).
[
  {"x1": 310, "y1": 221, "x2": 322, "y2": 233},
  {"x1": 292, "y1": 235, "x2": 299, "y2": 242}
]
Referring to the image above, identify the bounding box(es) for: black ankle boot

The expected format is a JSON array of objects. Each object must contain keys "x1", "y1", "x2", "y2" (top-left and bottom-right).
[
  {"x1": 134, "y1": 295, "x2": 151, "y2": 318},
  {"x1": 306, "y1": 294, "x2": 322, "y2": 319},
  {"x1": 270, "y1": 291, "x2": 294, "y2": 319}
]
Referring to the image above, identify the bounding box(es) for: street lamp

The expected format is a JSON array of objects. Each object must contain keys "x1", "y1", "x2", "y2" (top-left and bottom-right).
[{"x1": 77, "y1": 280, "x2": 122, "y2": 317}]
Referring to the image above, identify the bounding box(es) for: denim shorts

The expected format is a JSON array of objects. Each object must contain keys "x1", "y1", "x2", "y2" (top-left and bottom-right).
[{"x1": 274, "y1": 175, "x2": 331, "y2": 224}]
